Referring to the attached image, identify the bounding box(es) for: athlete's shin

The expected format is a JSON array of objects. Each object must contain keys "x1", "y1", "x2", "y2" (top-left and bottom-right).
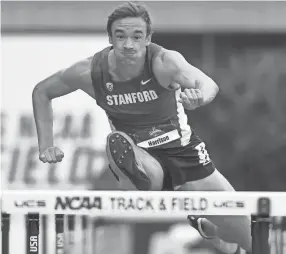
[
  {"x1": 191, "y1": 210, "x2": 251, "y2": 251},
  {"x1": 179, "y1": 170, "x2": 252, "y2": 251},
  {"x1": 214, "y1": 215, "x2": 252, "y2": 251}
]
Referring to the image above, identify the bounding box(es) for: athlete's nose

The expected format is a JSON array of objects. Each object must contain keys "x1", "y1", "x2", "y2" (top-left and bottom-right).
[{"x1": 124, "y1": 37, "x2": 134, "y2": 50}]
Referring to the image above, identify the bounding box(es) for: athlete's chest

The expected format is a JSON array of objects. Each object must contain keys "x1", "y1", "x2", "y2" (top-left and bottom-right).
[
  {"x1": 101, "y1": 76, "x2": 164, "y2": 107},
  {"x1": 91, "y1": 45, "x2": 176, "y2": 116}
]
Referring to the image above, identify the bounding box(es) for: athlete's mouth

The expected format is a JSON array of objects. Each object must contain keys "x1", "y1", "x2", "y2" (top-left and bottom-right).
[{"x1": 123, "y1": 51, "x2": 136, "y2": 56}]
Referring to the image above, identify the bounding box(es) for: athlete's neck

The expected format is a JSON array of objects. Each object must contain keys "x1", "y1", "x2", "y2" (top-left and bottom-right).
[{"x1": 109, "y1": 50, "x2": 146, "y2": 82}]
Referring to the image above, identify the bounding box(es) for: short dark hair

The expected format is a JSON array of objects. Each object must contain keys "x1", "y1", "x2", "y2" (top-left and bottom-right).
[{"x1": 107, "y1": 1, "x2": 152, "y2": 37}]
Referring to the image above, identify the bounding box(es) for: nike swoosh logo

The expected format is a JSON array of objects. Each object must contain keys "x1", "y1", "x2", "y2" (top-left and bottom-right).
[{"x1": 141, "y1": 78, "x2": 151, "y2": 85}]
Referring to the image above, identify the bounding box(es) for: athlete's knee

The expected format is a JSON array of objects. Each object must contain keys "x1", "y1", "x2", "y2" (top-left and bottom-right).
[{"x1": 106, "y1": 131, "x2": 164, "y2": 191}]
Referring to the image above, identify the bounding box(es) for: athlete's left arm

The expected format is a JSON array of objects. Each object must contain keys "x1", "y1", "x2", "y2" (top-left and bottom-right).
[{"x1": 161, "y1": 50, "x2": 219, "y2": 107}]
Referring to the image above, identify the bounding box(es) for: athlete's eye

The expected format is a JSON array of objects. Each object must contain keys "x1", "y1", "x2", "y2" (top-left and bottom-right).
[
  {"x1": 116, "y1": 34, "x2": 124, "y2": 39},
  {"x1": 134, "y1": 36, "x2": 142, "y2": 41}
]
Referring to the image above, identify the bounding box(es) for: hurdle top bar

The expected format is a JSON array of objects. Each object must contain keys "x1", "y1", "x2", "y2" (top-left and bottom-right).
[{"x1": 1, "y1": 191, "x2": 286, "y2": 218}]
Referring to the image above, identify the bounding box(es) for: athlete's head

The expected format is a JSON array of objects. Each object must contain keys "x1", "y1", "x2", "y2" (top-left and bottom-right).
[{"x1": 107, "y1": 1, "x2": 152, "y2": 64}]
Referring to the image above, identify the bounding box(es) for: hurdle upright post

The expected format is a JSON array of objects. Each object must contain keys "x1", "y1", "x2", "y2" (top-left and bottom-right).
[
  {"x1": 67, "y1": 214, "x2": 75, "y2": 247},
  {"x1": 252, "y1": 197, "x2": 271, "y2": 254},
  {"x1": 41, "y1": 215, "x2": 47, "y2": 254},
  {"x1": 55, "y1": 214, "x2": 65, "y2": 254},
  {"x1": 26, "y1": 213, "x2": 40, "y2": 254},
  {"x1": 2, "y1": 212, "x2": 10, "y2": 254},
  {"x1": 81, "y1": 215, "x2": 88, "y2": 254}
]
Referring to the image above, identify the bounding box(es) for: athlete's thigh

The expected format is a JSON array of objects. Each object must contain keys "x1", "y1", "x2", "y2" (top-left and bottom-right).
[{"x1": 139, "y1": 147, "x2": 167, "y2": 190}]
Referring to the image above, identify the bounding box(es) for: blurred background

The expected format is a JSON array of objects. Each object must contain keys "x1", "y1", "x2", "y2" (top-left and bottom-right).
[{"x1": 1, "y1": 1, "x2": 286, "y2": 254}]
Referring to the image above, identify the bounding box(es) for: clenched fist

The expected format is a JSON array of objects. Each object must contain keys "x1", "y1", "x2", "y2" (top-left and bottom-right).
[
  {"x1": 179, "y1": 88, "x2": 204, "y2": 110},
  {"x1": 39, "y1": 146, "x2": 64, "y2": 163}
]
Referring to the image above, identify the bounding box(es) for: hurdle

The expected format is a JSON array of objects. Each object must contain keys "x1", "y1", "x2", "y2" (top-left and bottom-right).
[{"x1": 1, "y1": 190, "x2": 286, "y2": 254}]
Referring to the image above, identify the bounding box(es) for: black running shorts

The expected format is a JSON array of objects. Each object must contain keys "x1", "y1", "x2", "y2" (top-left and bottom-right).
[{"x1": 144, "y1": 131, "x2": 216, "y2": 190}]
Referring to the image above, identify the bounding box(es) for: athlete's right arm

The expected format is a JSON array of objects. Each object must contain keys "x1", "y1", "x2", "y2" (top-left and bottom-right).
[{"x1": 32, "y1": 58, "x2": 95, "y2": 163}]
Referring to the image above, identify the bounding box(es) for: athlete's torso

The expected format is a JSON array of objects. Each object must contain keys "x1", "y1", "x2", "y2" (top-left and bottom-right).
[{"x1": 90, "y1": 43, "x2": 192, "y2": 149}]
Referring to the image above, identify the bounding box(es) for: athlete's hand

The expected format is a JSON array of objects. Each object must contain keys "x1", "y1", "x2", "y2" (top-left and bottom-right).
[
  {"x1": 179, "y1": 88, "x2": 204, "y2": 110},
  {"x1": 39, "y1": 146, "x2": 64, "y2": 163}
]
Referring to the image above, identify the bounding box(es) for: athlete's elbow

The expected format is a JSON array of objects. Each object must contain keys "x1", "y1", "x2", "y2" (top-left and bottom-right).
[
  {"x1": 212, "y1": 80, "x2": 219, "y2": 96},
  {"x1": 32, "y1": 84, "x2": 43, "y2": 99},
  {"x1": 209, "y1": 80, "x2": 219, "y2": 102},
  {"x1": 32, "y1": 83, "x2": 50, "y2": 103},
  {"x1": 201, "y1": 80, "x2": 219, "y2": 105}
]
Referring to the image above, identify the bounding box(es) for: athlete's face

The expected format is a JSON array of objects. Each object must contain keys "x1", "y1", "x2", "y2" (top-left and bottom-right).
[{"x1": 109, "y1": 17, "x2": 151, "y2": 64}]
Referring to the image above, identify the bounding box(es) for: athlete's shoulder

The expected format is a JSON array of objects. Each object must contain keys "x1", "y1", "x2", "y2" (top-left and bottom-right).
[
  {"x1": 153, "y1": 47, "x2": 187, "y2": 72},
  {"x1": 148, "y1": 42, "x2": 163, "y2": 57},
  {"x1": 60, "y1": 46, "x2": 110, "y2": 82},
  {"x1": 59, "y1": 57, "x2": 93, "y2": 84},
  {"x1": 91, "y1": 46, "x2": 111, "y2": 67},
  {"x1": 151, "y1": 45, "x2": 187, "y2": 89}
]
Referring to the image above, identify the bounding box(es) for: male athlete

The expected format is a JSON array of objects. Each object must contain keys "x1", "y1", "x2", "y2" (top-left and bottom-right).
[{"x1": 32, "y1": 2, "x2": 251, "y2": 253}]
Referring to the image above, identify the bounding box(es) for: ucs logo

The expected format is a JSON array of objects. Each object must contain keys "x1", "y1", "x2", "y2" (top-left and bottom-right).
[
  {"x1": 14, "y1": 200, "x2": 46, "y2": 208},
  {"x1": 213, "y1": 200, "x2": 245, "y2": 208}
]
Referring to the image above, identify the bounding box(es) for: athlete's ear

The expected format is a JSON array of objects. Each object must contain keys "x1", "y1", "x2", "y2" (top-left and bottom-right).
[
  {"x1": 145, "y1": 34, "x2": 152, "y2": 45},
  {"x1": 108, "y1": 36, "x2": 112, "y2": 44}
]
